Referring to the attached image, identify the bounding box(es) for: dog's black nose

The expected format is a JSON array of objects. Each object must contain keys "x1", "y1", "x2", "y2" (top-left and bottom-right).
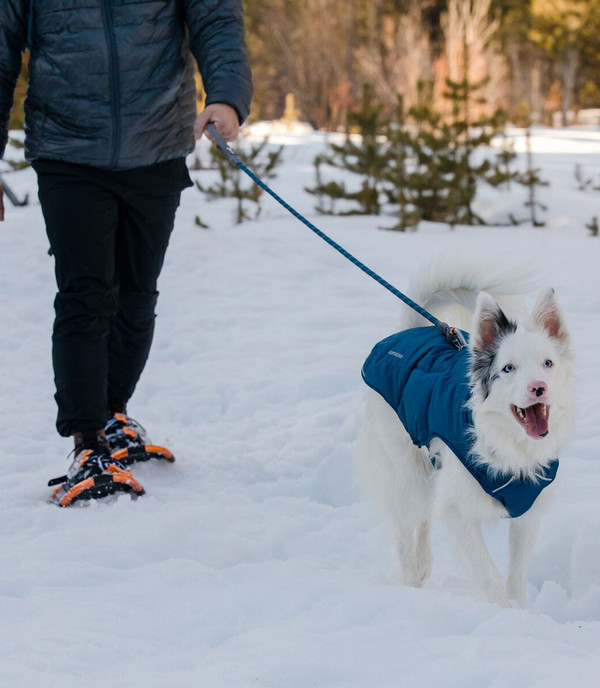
[{"x1": 535, "y1": 387, "x2": 544, "y2": 397}]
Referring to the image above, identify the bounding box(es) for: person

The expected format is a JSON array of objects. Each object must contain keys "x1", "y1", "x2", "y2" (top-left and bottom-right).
[{"x1": 0, "y1": 0, "x2": 253, "y2": 505}]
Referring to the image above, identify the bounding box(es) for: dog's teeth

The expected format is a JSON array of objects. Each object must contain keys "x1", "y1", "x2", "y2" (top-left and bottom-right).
[{"x1": 518, "y1": 407, "x2": 526, "y2": 420}]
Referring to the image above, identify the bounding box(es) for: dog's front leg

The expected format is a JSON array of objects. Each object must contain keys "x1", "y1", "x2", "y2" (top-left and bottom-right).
[
  {"x1": 506, "y1": 501, "x2": 544, "y2": 608},
  {"x1": 443, "y1": 506, "x2": 509, "y2": 606}
]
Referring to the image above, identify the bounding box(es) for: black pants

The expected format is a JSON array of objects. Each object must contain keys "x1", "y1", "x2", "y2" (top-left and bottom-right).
[{"x1": 34, "y1": 158, "x2": 192, "y2": 437}]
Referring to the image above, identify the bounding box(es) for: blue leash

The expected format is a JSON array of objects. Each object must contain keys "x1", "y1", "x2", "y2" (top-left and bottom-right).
[{"x1": 206, "y1": 124, "x2": 467, "y2": 350}]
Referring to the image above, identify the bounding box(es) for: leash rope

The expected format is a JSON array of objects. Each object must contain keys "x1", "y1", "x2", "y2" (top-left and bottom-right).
[{"x1": 205, "y1": 124, "x2": 467, "y2": 350}]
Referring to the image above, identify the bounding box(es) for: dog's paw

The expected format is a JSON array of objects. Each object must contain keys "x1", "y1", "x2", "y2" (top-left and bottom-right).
[
  {"x1": 399, "y1": 570, "x2": 428, "y2": 588},
  {"x1": 480, "y1": 580, "x2": 511, "y2": 607},
  {"x1": 506, "y1": 580, "x2": 528, "y2": 608},
  {"x1": 399, "y1": 559, "x2": 433, "y2": 588},
  {"x1": 397, "y1": 547, "x2": 433, "y2": 588}
]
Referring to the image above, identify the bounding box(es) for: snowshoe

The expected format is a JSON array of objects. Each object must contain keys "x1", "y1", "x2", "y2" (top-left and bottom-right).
[
  {"x1": 104, "y1": 412, "x2": 175, "y2": 465},
  {"x1": 49, "y1": 443, "x2": 145, "y2": 507}
]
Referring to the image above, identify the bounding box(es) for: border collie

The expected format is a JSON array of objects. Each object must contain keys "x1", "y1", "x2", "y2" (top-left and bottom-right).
[{"x1": 357, "y1": 261, "x2": 574, "y2": 606}]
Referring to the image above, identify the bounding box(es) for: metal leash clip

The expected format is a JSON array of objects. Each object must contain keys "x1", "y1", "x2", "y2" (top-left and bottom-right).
[{"x1": 437, "y1": 322, "x2": 468, "y2": 350}]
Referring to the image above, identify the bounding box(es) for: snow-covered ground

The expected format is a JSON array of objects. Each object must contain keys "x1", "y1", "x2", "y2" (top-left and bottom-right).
[{"x1": 1, "y1": 126, "x2": 599, "y2": 687}]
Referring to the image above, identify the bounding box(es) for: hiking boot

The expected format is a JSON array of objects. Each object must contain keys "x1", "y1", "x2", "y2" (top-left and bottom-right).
[
  {"x1": 104, "y1": 412, "x2": 175, "y2": 465},
  {"x1": 49, "y1": 441, "x2": 145, "y2": 507}
]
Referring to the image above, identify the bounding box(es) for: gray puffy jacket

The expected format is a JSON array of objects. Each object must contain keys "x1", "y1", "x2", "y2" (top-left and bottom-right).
[{"x1": 0, "y1": 0, "x2": 253, "y2": 169}]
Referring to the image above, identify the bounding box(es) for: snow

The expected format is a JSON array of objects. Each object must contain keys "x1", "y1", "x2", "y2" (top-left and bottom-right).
[{"x1": 1, "y1": 126, "x2": 599, "y2": 686}]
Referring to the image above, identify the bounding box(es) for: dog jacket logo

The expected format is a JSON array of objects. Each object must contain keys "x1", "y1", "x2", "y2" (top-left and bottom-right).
[{"x1": 361, "y1": 327, "x2": 558, "y2": 518}]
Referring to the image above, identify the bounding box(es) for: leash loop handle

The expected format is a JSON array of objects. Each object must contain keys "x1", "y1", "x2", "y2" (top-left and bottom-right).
[{"x1": 206, "y1": 123, "x2": 243, "y2": 166}]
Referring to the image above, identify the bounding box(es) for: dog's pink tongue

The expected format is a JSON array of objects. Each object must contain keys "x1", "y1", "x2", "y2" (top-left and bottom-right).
[{"x1": 524, "y1": 404, "x2": 548, "y2": 437}]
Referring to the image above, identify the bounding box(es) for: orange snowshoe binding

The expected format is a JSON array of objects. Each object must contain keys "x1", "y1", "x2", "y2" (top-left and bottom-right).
[
  {"x1": 49, "y1": 442, "x2": 145, "y2": 507},
  {"x1": 104, "y1": 412, "x2": 175, "y2": 465}
]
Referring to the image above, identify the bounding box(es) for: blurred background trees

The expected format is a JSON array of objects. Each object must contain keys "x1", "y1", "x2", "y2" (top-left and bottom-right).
[
  {"x1": 243, "y1": 0, "x2": 600, "y2": 129},
  {"x1": 8, "y1": 0, "x2": 600, "y2": 131}
]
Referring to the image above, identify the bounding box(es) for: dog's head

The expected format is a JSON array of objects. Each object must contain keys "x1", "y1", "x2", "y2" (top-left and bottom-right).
[{"x1": 469, "y1": 289, "x2": 573, "y2": 453}]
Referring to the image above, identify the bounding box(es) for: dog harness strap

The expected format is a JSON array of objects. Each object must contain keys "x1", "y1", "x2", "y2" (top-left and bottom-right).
[{"x1": 361, "y1": 326, "x2": 559, "y2": 518}]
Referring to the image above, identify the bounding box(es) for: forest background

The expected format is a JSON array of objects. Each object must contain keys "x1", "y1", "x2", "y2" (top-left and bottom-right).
[{"x1": 7, "y1": 0, "x2": 600, "y2": 132}]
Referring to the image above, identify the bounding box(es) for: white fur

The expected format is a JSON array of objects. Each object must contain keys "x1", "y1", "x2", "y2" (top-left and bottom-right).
[{"x1": 357, "y1": 260, "x2": 574, "y2": 607}]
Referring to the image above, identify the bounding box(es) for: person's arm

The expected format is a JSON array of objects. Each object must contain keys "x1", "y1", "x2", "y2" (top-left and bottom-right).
[
  {"x1": 184, "y1": 0, "x2": 253, "y2": 141},
  {"x1": 0, "y1": 0, "x2": 27, "y2": 220}
]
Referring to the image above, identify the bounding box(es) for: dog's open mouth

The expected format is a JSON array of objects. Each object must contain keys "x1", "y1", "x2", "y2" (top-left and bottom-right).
[{"x1": 511, "y1": 403, "x2": 550, "y2": 438}]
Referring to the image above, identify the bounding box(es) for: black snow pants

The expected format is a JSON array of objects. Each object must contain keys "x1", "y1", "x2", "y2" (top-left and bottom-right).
[{"x1": 34, "y1": 158, "x2": 192, "y2": 437}]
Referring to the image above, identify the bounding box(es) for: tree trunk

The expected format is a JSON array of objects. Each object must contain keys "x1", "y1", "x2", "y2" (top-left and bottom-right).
[{"x1": 561, "y1": 45, "x2": 579, "y2": 127}]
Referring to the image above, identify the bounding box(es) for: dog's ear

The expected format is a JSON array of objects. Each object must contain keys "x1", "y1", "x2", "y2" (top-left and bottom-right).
[
  {"x1": 472, "y1": 291, "x2": 515, "y2": 351},
  {"x1": 530, "y1": 288, "x2": 569, "y2": 344}
]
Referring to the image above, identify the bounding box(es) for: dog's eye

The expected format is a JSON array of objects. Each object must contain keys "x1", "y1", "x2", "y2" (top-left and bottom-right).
[
  {"x1": 544, "y1": 359, "x2": 553, "y2": 368},
  {"x1": 502, "y1": 363, "x2": 515, "y2": 373}
]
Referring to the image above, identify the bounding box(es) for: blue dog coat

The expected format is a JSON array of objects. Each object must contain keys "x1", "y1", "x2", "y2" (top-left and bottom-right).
[{"x1": 361, "y1": 327, "x2": 558, "y2": 518}]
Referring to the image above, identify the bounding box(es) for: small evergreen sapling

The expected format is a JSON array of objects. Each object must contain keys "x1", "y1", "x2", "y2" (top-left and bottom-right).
[
  {"x1": 196, "y1": 137, "x2": 283, "y2": 225},
  {"x1": 406, "y1": 86, "x2": 453, "y2": 224},
  {"x1": 487, "y1": 131, "x2": 520, "y2": 191},
  {"x1": 574, "y1": 164, "x2": 593, "y2": 191},
  {"x1": 194, "y1": 215, "x2": 210, "y2": 229},
  {"x1": 440, "y1": 74, "x2": 508, "y2": 226},
  {"x1": 330, "y1": 84, "x2": 388, "y2": 215},
  {"x1": 305, "y1": 155, "x2": 347, "y2": 215},
  {"x1": 586, "y1": 216, "x2": 599, "y2": 236},
  {"x1": 517, "y1": 124, "x2": 548, "y2": 227},
  {"x1": 307, "y1": 69, "x2": 517, "y2": 230},
  {"x1": 574, "y1": 164, "x2": 600, "y2": 192},
  {"x1": 307, "y1": 84, "x2": 389, "y2": 216},
  {"x1": 380, "y1": 95, "x2": 420, "y2": 231}
]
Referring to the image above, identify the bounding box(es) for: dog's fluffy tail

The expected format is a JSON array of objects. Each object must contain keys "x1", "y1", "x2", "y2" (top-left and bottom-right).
[{"x1": 400, "y1": 257, "x2": 540, "y2": 331}]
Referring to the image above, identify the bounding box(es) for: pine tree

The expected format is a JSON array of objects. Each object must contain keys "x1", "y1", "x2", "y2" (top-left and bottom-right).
[
  {"x1": 308, "y1": 84, "x2": 389, "y2": 216},
  {"x1": 307, "y1": 69, "x2": 513, "y2": 229},
  {"x1": 380, "y1": 95, "x2": 420, "y2": 231},
  {"x1": 406, "y1": 84, "x2": 454, "y2": 224},
  {"x1": 305, "y1": 155, "x2": 347, "y2": 215},
  {"x1": 487, "y1": 131, "x2": 520, "y2": 190},
  {"x1": 517, "y1": 123, "x2": 548, "y2": 227},
  {"x1": 440, "y1": 71, "x2": 507, "y2": 226}
]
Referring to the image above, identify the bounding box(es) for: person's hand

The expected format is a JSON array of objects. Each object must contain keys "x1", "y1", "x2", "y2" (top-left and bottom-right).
[
  {"x1": 194, "y1": 103, "x2": 240, "y2": 144},
  {"x1": 0, "y1": 185, "x2": 4, "y2": 222}
]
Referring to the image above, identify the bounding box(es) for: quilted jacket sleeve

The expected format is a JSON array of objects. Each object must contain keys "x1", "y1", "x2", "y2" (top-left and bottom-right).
[
  {"x1": 0, "y1": 0, "x2": 26, "y2": 159},
  {"x1": 184, "y1": 0, "x2": 253, "y2": 123}
]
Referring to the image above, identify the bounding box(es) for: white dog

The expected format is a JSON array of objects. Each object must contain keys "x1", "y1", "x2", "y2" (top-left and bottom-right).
[{"x1": 357, "y1": 261, "x2": 574, "y2": 607}]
